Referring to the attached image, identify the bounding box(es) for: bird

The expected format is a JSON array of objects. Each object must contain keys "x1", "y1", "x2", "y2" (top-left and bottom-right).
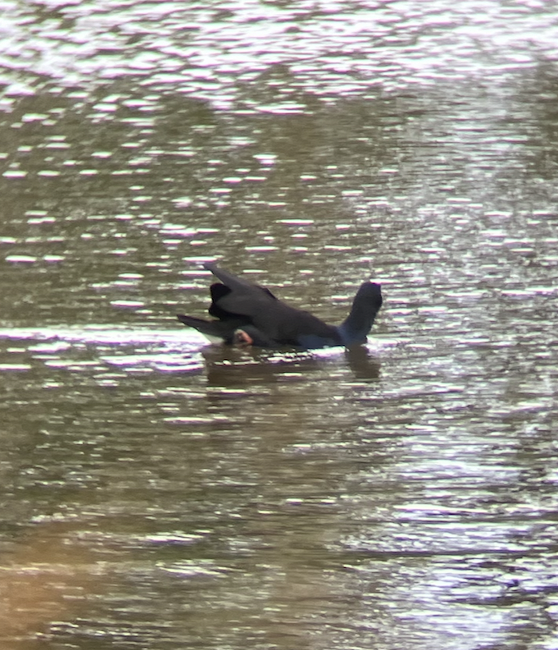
[{"x1": 177, "y1": 262, "x2": 382, "y2": 350}]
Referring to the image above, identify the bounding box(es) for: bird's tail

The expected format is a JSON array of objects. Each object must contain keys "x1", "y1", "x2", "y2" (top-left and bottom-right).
[{"x1": 177, "y1": 314, "x2": 232, "y2": 342}]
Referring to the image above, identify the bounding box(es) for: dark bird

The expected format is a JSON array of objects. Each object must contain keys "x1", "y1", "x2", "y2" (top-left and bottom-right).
[{"x1": 177, "y1": 262, "x2": 382, "y2": 350}]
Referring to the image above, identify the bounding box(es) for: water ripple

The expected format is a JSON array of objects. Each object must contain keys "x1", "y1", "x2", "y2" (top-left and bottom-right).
[{"x1": 1, "y1": 1, "x2": 557, "y2": 106}]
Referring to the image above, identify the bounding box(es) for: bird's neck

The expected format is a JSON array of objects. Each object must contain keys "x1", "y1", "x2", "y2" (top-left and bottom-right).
[{"x1": 338, "y1": 301, "x2": 378, "y2": 346}]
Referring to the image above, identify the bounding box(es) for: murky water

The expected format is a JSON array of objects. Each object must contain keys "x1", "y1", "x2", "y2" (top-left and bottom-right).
[{"x1": 1, "y1": 1, "x2": 558, "y2": 648}]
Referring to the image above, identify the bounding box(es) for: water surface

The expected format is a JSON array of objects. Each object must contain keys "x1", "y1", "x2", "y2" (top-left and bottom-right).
[{"x1": 1, "y1": 1, "x2": 558, "y2": 649}]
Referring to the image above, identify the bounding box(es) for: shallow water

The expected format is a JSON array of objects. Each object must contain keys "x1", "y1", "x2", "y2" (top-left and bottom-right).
[{"x1": 1, "y1": 1, "x2": 558, "y2": 649}]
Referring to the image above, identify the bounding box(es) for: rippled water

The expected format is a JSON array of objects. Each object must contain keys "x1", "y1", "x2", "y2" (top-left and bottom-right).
[{"x1": 1, "y1": 1, "x2": 558, "y2": 649}]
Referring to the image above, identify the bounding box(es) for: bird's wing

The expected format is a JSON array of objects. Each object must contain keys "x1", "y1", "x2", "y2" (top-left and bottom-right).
[
  {"x1": 217, "y1": 296, "x2": 338, "y2": 344},
  {"x1": 204, "y1": 263, "x2": 340, "y2": 346},
  {"x1": 204, "y1": 262, "x2": 277, "y2": 299},
  {"x1": 212, "y1": 291, "x2": 275, "y2": 320}
]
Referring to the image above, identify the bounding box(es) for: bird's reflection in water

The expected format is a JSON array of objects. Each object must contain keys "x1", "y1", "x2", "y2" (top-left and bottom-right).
[
  {"x1": 344, "y1": 346, "x2": 381, "y2": 380},
  {"x1": 200, "y1": 343, "x2": 380, "y2": 388}
]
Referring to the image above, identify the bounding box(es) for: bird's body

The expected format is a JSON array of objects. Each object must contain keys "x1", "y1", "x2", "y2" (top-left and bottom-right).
[{"x1": 177, "y1": 262, "x2": 382, "y2": 350}]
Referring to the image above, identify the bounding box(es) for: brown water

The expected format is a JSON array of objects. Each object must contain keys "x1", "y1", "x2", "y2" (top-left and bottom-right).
[{"x1": 1, "y1": 1, "x2": 558, "y2": 649}]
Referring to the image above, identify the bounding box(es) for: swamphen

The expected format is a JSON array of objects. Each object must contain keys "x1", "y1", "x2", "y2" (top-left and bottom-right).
[{"x1": 177, "y1": 262, "x2": 382, "y2": 350}]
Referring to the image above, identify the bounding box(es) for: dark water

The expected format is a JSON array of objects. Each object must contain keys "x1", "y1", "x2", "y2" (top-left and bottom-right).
[{"x1": 1, "y1": 1, "x2": 558, "y2": 649}]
